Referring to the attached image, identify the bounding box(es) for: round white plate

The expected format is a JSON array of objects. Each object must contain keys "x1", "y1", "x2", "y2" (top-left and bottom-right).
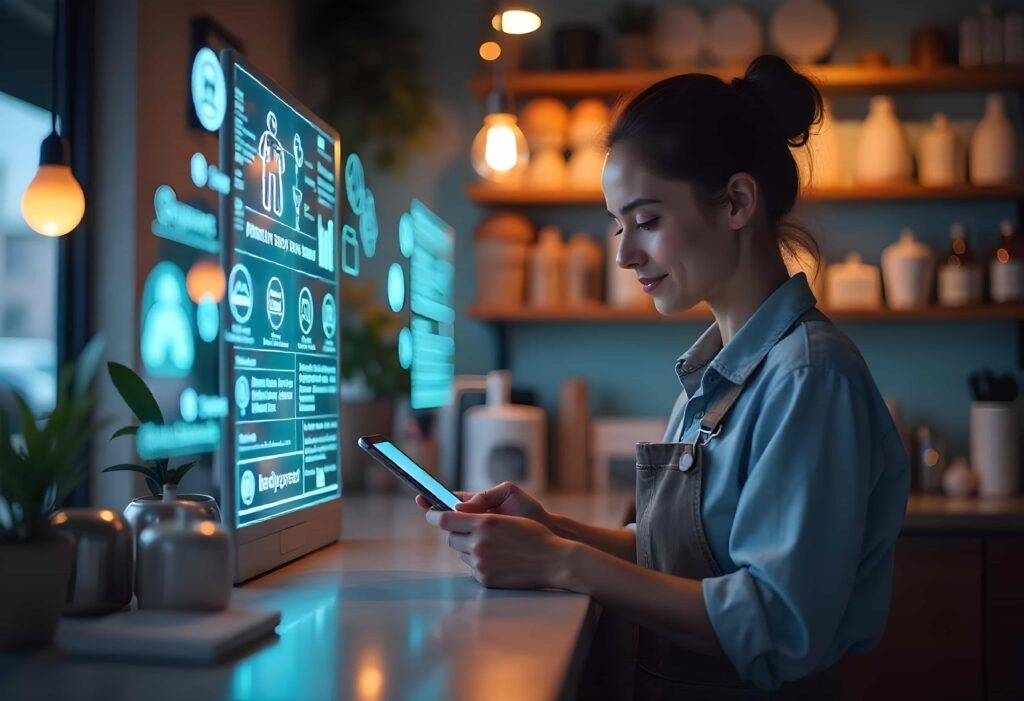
[
  {"x1": 769, "y1": 0, "x2": 839, "y2": 64},
  {"x1": 707, "y1": 5, "x2": 764, "y2": 66},
  {"x1": 652, "y1": 5, "x2": 706, "y2": 67}
]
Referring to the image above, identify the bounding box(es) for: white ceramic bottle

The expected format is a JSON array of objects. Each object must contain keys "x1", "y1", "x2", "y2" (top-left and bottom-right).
[
  {"x1": 881, "y1": 228, "x2": 936, "y2": 310},
  {"x1": 918, "y1": 113, "x2": 965, "y2": 186},
  {"x1": 527, "y1": 225, "x2": 567, "y2": 308},
  {"x1": 855, "y1": 96, "x2": 913, "y2": 185},
  {"x1": 970, "y1": 94, "x2": 1018, "y2": 185},
  {"x1": 980, "y1": 4, "x2": 1004, "y2": 65},
  {"x1": 937, "y1": 223, "x2": 983, "y2": 306},
  {"x1": 826, "y1": 252, "x2": 882, "y2": 310}
]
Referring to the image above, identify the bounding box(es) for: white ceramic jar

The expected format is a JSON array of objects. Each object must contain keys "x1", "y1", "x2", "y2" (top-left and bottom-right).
[
  {"x1": 881, "y1": 228, "x2": 936, "y2": 310},
  {"x1": 918, "y1": 113, "x2": 965, "y2": 186},
  {"x1": 528, "y1": 225, "x2": 567, "y2": 308},
  {"x1": 826, "y1": 253, "x2": 882, "y2": 310},
  {"x1": 567, "y1": 233, "x2": 603, "y2": 306},
  {"x1": 473, "y1": 211, "x2": 534, "y2": 307},
  {"x1": 855, "y1": 96, "x2": 914, "y2": 185},
  {"x1": 970, "y1": 94, "x2": 1018, "y2": 186}
]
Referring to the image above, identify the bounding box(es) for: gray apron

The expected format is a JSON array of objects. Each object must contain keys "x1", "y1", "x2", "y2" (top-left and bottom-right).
[{"x1": 633, "y1": 308, "x2": 839, "y2": 700}]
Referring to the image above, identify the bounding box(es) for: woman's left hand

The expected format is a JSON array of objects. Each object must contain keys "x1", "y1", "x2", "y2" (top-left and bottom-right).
[{"x1": 425, "y1": 509, "x2": 573, "y2": 590}]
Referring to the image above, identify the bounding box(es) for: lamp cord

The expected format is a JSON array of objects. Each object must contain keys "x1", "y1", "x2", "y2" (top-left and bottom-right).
[{"x1": 51, "y1": 0, "x2": 59, "y2": 133}]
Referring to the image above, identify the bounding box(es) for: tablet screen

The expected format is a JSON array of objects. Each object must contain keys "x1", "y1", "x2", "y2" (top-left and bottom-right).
[{"x1": 375, "y1": 441, "x2": 460, "y2": 510}]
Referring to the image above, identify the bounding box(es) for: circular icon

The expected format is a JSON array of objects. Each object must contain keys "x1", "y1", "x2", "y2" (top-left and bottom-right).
[
  {"x1": 360, "y1": 189, "x2": 378, "y2": 257},
  {"x1": 180, "y1": 387, "x2": 199, "y2": 423},
  {"x1": 266, "y1": 276, "x2": 285, "y2": 330},
  {"x1": 190, "y1": 47, "x2": 226, "y2": 132},
  {"x1": 398, "y1": 327, "x2": 412, "y2": 370},
  {"x1": 345, "y1": 153, "x2": 365, "y2": 216},
  {"x1": 235, "y1": 375, "x2": 250, "y2": 416},
  {"x1": 388, "y1": 263, "x2": 406, "y2": 313},
  {"x1": 298, "y1": 286, "x2": 314, "y2": 336},
  {"x1": 322, "y1": 293, "x2": 337, "y2": 340},
  {"x1": 196, "y1": 296, "x2": 219, "y2": 342},
  {"x1": 240, "y1": 469, "x2": 256, "y2": 507},
  {"x1": 190, "y1": 152, "x2": 209, "y2": 188},
  {"x1": 227, "y1": 264, "x2": 253, "y2": 324},
  {"x1": 399, "y1": 212, "x2": 415, "y2": 259}
]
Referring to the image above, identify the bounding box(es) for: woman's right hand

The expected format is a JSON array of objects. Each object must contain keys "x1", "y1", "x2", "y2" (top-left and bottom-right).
[{"x1": 415, "y1": 481, "x2": 551, "y2": 528}]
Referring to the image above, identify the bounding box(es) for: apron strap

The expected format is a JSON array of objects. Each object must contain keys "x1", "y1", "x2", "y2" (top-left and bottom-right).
[{"x1": 697, "y1": 307, "x2": 828, "y2": 445}]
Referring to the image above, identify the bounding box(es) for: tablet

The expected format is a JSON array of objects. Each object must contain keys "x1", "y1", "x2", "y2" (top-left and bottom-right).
[{"x1": 358, "y1": 434, "x2": 461, "y2": 511}]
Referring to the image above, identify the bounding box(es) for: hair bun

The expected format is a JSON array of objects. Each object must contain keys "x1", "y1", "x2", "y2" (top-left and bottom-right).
[{"x1": 736, "y1": 54, "x2": 822, "y2": 147}]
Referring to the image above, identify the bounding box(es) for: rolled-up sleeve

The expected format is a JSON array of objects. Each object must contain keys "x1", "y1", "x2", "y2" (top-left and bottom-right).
[{"x1": 701, "y1": 365, "x2": 875, "y2": 689}]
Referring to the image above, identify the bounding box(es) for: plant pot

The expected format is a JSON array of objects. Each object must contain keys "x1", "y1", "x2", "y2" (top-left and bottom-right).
[
  {"x1": 0, "y1": 533, "x2": 75, "y2": 650},
  {"x1": 616, "y1": 34, "x2": 652, "y2": 68},
  {"x1": 122, "y1": 491, "x2": 220, "y2": 569},
  {"x1": 339, "y1": 397, "x2": 396, "y2": 493}
]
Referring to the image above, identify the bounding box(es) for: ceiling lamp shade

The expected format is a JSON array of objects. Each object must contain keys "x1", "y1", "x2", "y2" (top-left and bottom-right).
[{"x1": 491, "y1": 9, "x2": 541, "y2": 35}]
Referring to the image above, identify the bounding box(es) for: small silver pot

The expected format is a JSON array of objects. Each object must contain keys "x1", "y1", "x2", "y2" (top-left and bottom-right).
[
  {"x1": 136, "y1": 516, "x2": 232, "y2": 611},
  {"x1": 50, "y1": 508, "x2": 132, "y2": 615}
]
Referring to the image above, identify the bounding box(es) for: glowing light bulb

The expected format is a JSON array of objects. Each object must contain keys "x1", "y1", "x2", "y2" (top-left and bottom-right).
[
  {"x1": 471, "y1": 113, "x2": 529, "y2": 183},
  {"x1": 21, "y1": 163, "x2": 85, "y2": 237},
  {"x1": 491, "y1": 9, "x2": 541, "y2": 34},
  {"x1": 479, "y1": 41, "x2": 502, "y2": 61}
]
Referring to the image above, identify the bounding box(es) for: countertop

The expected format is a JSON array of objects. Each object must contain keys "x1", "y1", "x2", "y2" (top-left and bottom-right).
[
  {"x1": 903, "y1": 493, "x2": 1024, "y2": 533},
  {"x1": 0, "y1": 493, "x2": 632, "y2": 701}
]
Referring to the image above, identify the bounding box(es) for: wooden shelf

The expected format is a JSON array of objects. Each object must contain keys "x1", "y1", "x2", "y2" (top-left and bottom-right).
[
  {"x1": 470, "y1": 64, "x2": 1024, "y2": 97},
  {"x1": 467, "y1": 182, "x2": 1024, "y2": 206},
  {"x1": 467, "y1": 302, "x2": 1024, "y2": 323}
]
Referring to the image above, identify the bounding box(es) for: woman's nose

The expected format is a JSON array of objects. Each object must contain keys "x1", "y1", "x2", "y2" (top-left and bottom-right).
[{"x1": 615, "y1": 231, "x2": 646, "y2": 270}]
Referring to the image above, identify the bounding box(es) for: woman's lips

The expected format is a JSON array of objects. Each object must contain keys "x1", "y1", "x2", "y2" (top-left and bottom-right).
[{"x1": 638, "y1": 275, "x2": 667, "y2": 293}]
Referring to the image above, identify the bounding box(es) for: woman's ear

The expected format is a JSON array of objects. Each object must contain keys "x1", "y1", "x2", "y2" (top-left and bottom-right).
[{"x1": 724, "y1": 173, "x2": 758, "y2": 231}]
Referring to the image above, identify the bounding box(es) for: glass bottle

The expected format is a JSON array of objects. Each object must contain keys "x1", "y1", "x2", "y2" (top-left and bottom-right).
[
  {"x1": 989, "y1": 220, "x2": 1024, "y2": 303},
  {"x1": 938, "y1": 223, "x2": 983, "y2": 306}
]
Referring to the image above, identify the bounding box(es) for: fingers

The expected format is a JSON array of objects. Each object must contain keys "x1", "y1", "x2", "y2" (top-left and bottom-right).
[
  {"x1": 460, "y1": 481, "x2": 518, "y2": 511},
  {"x1": 415, "y1": 494, "x2": 432, "y2": 510},
  {"x1": 446, "y1": 531, "x2": 472, "y2": 554},
  {"x1": 425, "y1": 508, "x2": 488, "y2": 533}
]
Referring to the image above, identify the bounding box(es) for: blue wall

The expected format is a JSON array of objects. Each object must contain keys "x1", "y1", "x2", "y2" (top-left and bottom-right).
[{"x1": 362, "y1": 0, "x2": 1021, "y2": 460}]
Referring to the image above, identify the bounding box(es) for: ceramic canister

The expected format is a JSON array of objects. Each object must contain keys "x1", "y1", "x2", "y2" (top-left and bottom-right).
[
  {"x1": 528, "y1": 226, "x2": 567, "y2": 307},
  {"x1": 881, "y1": 228, "x2": 935, "y2": 309},
  {"x1": 135, "y1": 514, "x2": 232, "y2": 611},
  {"x1": 918, "y1": 113, "x2": 965, "y2": 186},
  {"x1": 826, "y1": 253, "x2": 882, "y2": 310},
  {"x1": 970, "y1": 94, "x2": 1018, "y2": 186},
  {"x1": 971, "y1": 402, "x2": 1020, "y2": 497},
  {"x1": 855, "y1": 96, "x2": 913, "y2": 184}
]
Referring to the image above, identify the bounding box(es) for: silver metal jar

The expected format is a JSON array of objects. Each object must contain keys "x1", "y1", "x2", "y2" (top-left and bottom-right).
[{"x1": 50, "y1": 508, "x2": 132, "y2": 615}]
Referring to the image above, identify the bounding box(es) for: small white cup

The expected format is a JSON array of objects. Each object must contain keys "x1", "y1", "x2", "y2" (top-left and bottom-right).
[{"x1": 971, "y1": 402, "x2": 1021, "y2": 497}]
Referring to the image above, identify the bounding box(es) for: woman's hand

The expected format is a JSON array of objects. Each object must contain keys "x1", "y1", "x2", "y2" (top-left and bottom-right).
[
  {"x1": 415, "y1": 481, "x2": 552, "y2": 528},
  {"x1": 425, "y1": 509, "x2": 574, "y2": 590}
]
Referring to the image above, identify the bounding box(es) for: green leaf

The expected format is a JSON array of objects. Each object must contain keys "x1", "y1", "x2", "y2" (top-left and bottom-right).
[
  {"x1": 166, "y1": 460, "x2": 199, "y2": 486},
  {"x1": 110, "y1": 425, "x2": 138, "y2": 441},
  {"x1": 102, "y1": 463, "x2": 161, "y2": 483},
  {"x1": 107, "y1": 362, "x2": 163, "y2": 425},
  {"x1": 144, "y1": 477, "x2": 161, "y2": 497}
]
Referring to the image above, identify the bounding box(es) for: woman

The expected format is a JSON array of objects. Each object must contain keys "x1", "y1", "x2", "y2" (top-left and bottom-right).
[{"x1": 420, "y1": 55, "x2": 909, "y2": 698}]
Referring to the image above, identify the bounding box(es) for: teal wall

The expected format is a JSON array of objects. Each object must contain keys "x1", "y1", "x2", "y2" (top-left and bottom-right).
[{"x1": 362, "y1": 0, "x2": 1022, "y2": 460}]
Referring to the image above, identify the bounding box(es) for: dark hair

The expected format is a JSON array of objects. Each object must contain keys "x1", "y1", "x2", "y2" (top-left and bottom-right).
[{"x1": 606, "y1": 54, "x2": 823, "y2": 262}]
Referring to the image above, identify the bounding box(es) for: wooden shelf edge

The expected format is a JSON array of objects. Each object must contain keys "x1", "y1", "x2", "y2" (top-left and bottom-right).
[
  {"x1": 466, "y1": 303, "x2": 1024, "y2": 323},
  {"x1": 470, "y1": 64, "x2": 1024, "y2": 97},
  {"x1": 466, "y1": 183, "x2": 1024, "y2": 205}
]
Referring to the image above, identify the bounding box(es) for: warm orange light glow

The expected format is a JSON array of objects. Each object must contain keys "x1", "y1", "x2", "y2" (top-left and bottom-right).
[
  {"x1": 357, "y1": 648, "x2": 385, "y2": 700},
  {"x1": 198, "y1": 521, "x2": 217, "y2": 536},
  {"x1": 51, "y1": 512, "x2": 68, "y2": 526},
  {"x1": 99, "y1": 510, "x2": 115, "y2": 522},
  {"x1": 924, "y1": 449, "x2": 939, "y2": 467},
  {"x1": 997, "y1": 249, "x2": 1010, "y2": 264},
  {"x1": 491, "y1": 9, "x2": 541, "y2": 34},
  {"x1": 186, "y1": 259, "x2": 227, "y2": 303},
  {"x1": 20, "y1": 164, "x2": 85, "y2": 237},
  {"x1": 471, "y1": 113, "x2": 529, "y2": 181},
  {"x1": 479, "y1": 41, "x2": 502, "y2": 61}
]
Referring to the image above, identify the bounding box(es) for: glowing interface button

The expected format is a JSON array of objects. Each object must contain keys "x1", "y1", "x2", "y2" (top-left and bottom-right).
[
  {"x1": 227, "y1": 264, "x2": 253, "y2": 324},
  {"x1": 399, "y1": 211, "x2": 415, "y2": 259},
  {"x1": 388, "y1": 263, "x2": 406, "y2": 313},
  {"x1": 266, "y1": 276, "x2": 285, "y2": 330},
  {"x1": 398, "y1": 327, "x2": 412, "y2": 370},
  {"x1": 322, "y1": 293, "x2": 337, "y2": 340},
  {"x1": 298, "y1": 286, "x2": 314, "y2": 336},
  {"x1": 191, "y1": 47, "x2": 226, "y2": 132},
  {"x1": 345, "y1": 153, "x2": 366, "y2": 216}
]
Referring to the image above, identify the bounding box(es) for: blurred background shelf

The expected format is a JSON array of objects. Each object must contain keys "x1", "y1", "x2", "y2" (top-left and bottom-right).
[
  {"x1": 470, "y1": 64, "x2": 1024, "y2": 97},
  {"x1": 467, "y1": 303, "x2": 1024, "y2": 323},
  {"x1": 467, "y1": 183, "x2": 1024, "y2": 206}
]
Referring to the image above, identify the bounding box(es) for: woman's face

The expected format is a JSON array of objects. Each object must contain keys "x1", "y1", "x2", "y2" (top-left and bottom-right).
[{"x1": 602, "y1": 143, "x2": 738, "y2": 315}]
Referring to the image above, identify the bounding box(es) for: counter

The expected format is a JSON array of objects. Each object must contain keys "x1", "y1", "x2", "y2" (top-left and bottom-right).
[{"x1": 0, "y1": 493, "x2": 632, "y2": 701}]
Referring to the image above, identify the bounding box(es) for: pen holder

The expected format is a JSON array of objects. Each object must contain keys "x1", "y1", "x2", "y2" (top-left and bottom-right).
[{"x1": 971, "y1": 401, "x2": 1021, "y2": 497}]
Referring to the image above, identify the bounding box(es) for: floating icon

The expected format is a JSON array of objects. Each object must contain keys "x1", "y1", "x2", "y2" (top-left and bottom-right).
[
  {"x1": 266, "y1": 276, "x2": 285, "y2": 330},
  {"x1": 345, "y1": 153, "x2": 365, "y2": 215},
  {"x1": 241, "y1": 469, "x2": 256, "y2": 506},
  {"x1": 322, "y1": 293, "x2": 337, "y2": 340},
  {"x1": 299, "y1": 286, "x2": 314, "y2": 336},
  {"x1": 399, "y1": 211, "x2": 415, "y2": 259},
  {"x1": 292, "y1": 186, "x2": 303, "y2": 230},
  {"x1": 316, "y1": 466, "x2": 326, "y2": 489},
  {"x1": 235, "y1": 375, "x2": 250, "y2": 417},
  {"x1": 228, "y1": 264, "x2": 253, "y2": 323},
  {"x1": 191, "y1": 47, "x2": 225, "y2": 132},
  {"x1": 318, "y1": 214, "x2": 335, "y2": 273},
  {"x1": 360, "y1": 188, "x2": 378, "y2": 257},
  {"x1": 141, "y1": 262, "x2": 194, "y2": 378},
  {"x1": 388, "y1": 263, "x2": 406, "y2": 313},
  {"x1": 341, "y1": 224, "x2": 359, "y2": 277},
  {"x1": 191, "y1": 152, "x2": 208, "y2": 188},
  {"x1": 196, "y1": 296, "x2": 219, "y2": 342},
  {"x1": 180, "y1": 387, "x2": 199, "y2": 423},
  {"x1": 398, "y1": 327, "x2": 412, "y2": 370},
  {"x1": 258, "y1": 111, "x2": 285, "y2": 216}
]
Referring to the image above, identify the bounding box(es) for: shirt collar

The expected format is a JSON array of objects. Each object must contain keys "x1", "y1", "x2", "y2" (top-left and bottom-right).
[{"x1": 674, "y1": 274, "x2": 818, "y2": 387}]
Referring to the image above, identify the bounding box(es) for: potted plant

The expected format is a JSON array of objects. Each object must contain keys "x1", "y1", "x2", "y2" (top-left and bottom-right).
[
  {"x1": 339, "y1": 279, "x2": 410, "y2": 492},
  {"x1": 609, "y1": 1, "x2": 655, "y2": 69},
  {"x1": 0, "y1": 337, "x2": 103, "y2": 650},
  {"x1": 102, "y1": 362, "x2": 220, "y2": 544}
]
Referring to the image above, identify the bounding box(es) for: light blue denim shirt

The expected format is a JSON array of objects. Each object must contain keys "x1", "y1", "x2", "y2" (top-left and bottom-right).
[{"x1": 659, "y1": 273, "x2": 909, "y2": 689}]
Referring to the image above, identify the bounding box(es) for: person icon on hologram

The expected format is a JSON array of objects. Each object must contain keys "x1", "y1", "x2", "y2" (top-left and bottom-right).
[{"x1": 258, "y1": 111, "x2": 285, "y2": 216}]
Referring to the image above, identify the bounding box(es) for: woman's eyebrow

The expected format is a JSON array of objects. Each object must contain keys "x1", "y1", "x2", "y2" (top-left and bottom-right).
[{"x1": 608, "y1": 197, "x2": 663, "y2": 218}]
